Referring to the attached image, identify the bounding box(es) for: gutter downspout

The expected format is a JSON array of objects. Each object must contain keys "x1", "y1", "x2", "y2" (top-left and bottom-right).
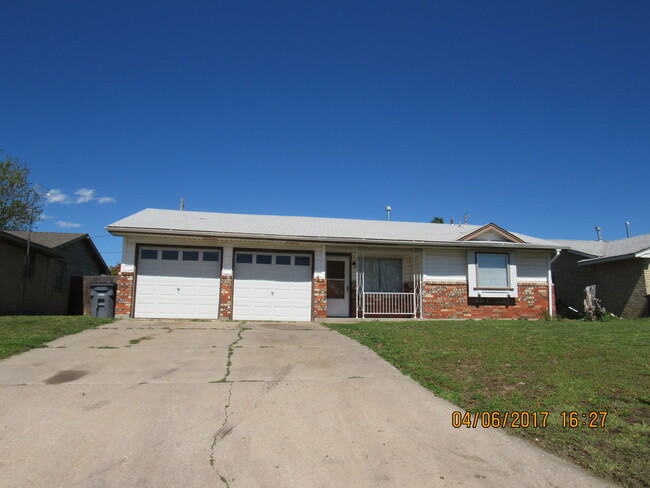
[{"x1": 547, "y1": 249, "x2": 561, "y2": 316}]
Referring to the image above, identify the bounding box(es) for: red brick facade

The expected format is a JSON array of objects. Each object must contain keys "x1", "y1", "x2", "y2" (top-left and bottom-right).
[
  {"x1": 219, "y1": 275, "x2": 233, "y2": 319},
  {"x1": 313, "y1": 278, "x2": 327, "y2": 319},
  {"x1": 422, "y1": 282, "x2": 549, "y2": 319},
  {"x1": 115, "y1": 272, "x2": 134, "y2": 318}
]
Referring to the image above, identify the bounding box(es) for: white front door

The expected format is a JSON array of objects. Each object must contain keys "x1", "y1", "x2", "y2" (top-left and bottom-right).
[
  {"x1": 134, "y1": 247, "x2": 222, "y2": 319},
  {"x1": 326, "y1": 255, "x2": 349, "y2": 317},
  {"x1": 232, "y1": 251, "x2": 312, "y2": 321}
]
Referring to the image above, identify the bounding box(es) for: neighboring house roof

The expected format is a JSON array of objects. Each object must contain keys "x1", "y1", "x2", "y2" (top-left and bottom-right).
[
  {"x1": 107, "y1": 208, "x2": 562, "y2": 250},
  {"x1": 553, "y1": 234, "x2": 650, "y2": 265},
  {"x1": 4, "y1": 231, "x2": 88, "y2": 249},
  {"x1": 0, "y1": 230, "x2": 63, "y2": 258},
  {"x1": 2, "y1": 230, "x2": 109, "y2": 273}
]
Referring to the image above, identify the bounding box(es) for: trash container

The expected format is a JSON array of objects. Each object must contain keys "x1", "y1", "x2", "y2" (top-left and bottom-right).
[{"x1": 89, "y1": 282, "x2": 116, "y2": 318}]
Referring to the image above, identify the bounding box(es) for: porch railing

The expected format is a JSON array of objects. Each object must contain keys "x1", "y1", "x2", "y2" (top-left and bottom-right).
[
  {"x1": 356, "y1": 274, "x2": 423, "y2": 318},
  {"x1": 363, "y1": 292, "x2": 416, "y2": 316}
]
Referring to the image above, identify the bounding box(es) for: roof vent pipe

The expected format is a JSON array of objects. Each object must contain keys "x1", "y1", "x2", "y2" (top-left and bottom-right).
[
  {"x1": 595, "y1": 226, "x2": 603, "y2": 241},
  {"x1": 625, "y1": 221, "x2": 631, "y2": 238},
  {"x1": 386, "y1": 206, "x2": 391, "y2": 222}
]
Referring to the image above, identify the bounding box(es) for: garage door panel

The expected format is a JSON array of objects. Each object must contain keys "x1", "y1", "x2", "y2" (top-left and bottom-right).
[
  {"x1": 135, "y1": 247, "x2": 221, "y2": 319},
  {"x1": 233, "y1": 252, "x2": 312, "y2": 321}
]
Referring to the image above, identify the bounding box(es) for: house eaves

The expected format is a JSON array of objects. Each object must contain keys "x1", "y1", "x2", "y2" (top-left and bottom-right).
[
  {"x1": 107, "y1": 226, "x2": 561, "y2": 251},
  {"x1": 578, "y1": 247, "x2": 650, "y2": 266}
]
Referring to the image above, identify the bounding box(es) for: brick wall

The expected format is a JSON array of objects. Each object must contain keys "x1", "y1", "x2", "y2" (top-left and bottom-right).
[
  {"x1": 313, "y1": 278, "x2": 327, "y2": 319},
  {"x1": 422, "y1": 282, "x2": 549, "y2": 319},
  {"x1": 219, "y1": 275, "x2": 233, "y2": 319},
  {"x1": 553, "y1": 252, "x2": 649, "y2": 317},
  {"x1": 115, "y1": 272, "x2": 134, "y2": 318}
]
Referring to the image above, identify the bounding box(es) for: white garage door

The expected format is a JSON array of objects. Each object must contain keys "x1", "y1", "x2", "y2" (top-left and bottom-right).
[
  {"x1": 135, "y1": 247, "x2": 221, "y2": 319},
  {"x1": 233, "y1": 251, "x2": 312, "y2": 321}
]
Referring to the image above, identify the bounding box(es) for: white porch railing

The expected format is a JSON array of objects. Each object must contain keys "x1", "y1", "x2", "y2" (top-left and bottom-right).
[
  {"x1": 363, "y1": 292, "x2": 416, "y2": 315},
  {"x1": 356, "y1": 273, "x2": 423, "y2": 318}
]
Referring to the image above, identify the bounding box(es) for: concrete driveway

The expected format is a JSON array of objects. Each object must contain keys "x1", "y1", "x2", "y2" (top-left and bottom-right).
[{"x1": 0, "y1": 319, "x2": 614, "y2": 487}]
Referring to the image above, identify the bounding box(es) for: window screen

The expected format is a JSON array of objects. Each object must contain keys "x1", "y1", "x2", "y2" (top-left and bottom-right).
[
  {"x1": 476, "y1": 253, "x2": 509, "y2": 288},
  {"x1": 363, "y1": 258, "x2": 402, "y2": 292}
]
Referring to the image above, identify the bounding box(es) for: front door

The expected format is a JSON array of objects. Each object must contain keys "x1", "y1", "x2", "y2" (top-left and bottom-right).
[{"x1": 326, "y1": 255, "x2": 349, "y2": 317}]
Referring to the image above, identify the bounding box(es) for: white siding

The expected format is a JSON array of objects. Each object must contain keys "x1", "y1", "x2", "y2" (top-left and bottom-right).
[
  {"x1": 423, "y1": 248, "x2": 467, "y2": 281},
  {"x1": 517, "y1": 251, "x2": 549, "y2": 283}
]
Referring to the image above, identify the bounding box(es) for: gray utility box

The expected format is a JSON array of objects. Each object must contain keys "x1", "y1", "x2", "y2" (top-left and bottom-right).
[{"x1": 89, "y1": 282, "x2": 116, "y2": 318}]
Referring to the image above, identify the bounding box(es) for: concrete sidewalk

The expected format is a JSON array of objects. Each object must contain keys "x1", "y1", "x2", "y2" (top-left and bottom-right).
[{"x1": 0, "y1": 319, "x2": 615, "y2": 487}]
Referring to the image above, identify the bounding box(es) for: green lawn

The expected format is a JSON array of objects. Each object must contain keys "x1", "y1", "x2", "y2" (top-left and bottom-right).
[
  {"x1": 325, "y1": 319, "x2": 650, "y2": 488},
  {"x1": 0, "y1": 316, "x2": 114, "y2": 360}
]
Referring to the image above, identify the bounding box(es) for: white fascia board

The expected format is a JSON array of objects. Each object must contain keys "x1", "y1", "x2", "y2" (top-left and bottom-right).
[
  {"x1": 106, "y1": 228, "x2": 559, "y2": 251},
  {"x1": 635, "y1": 248, "x2": 650, "y2": 258},
  {"x1": 577, "y1": 253, "x2": 638, "y2": 266}
]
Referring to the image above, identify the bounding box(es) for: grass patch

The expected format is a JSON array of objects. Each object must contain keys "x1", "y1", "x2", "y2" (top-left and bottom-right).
[
  {"x1": 0, "y1": 316, "x2": 114, "y2": 360},
  {"x1": 325, "y1": 319, "x2": 650, "y2": 487}
]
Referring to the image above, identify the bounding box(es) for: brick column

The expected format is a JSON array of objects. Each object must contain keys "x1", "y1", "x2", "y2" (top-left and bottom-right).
[
  {"x1": 219, "y1": 275, "x2": 233, "y2": 319},
  {"x1": 313, "y1": 278, "x2": 327, "y2": 320},
  {"x1": 115, "y1": 272, "x2": 134, "y2": 318}
]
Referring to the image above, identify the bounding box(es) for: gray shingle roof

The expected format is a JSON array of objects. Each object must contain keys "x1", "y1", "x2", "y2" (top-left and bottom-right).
[
  {"x1": 554, "y1": 234, "x2": 650, "y2": 261},
  {"x1": 4, "y1": 231, "x2": 87, "y2": 249},
  {"x1": 107, "y1": 208, "x2": 561, "y2": 249}
]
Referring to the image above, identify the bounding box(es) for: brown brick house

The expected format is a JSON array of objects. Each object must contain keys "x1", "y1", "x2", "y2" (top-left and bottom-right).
[
  {"x1": 552, "y1": 234, "x2": 650, "y2": 318},
  {"x1": 107, "y1": 209, "x2": 563, "y2": 321},
  {"x1": 0, "y1": 231, "x2": 109, "y2": 315}
]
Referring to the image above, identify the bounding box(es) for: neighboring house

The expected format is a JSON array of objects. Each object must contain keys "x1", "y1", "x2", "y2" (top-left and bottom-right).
[
  {"x1": 0, "y1": 231, "x2": 110, "y2": 315},
  {"x1": 552, "y1": 234, "x2": 650, "y2": 318},
  {"x1": 107, "y1": 209, "x2": 562, "y2": 321}
]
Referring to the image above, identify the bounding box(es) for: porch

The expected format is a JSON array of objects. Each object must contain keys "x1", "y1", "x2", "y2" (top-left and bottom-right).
[{"x1": 326, "y1": 247, "x2": 423, "y2": 319}]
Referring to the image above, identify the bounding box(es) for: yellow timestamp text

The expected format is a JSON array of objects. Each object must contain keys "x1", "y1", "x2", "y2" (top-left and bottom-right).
[{"x1": 451, "y1": 410, "x2": 608, "y2": 429}]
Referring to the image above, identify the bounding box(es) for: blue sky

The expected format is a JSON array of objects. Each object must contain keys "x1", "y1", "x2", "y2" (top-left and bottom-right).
[{"x1": 1, "y1": 0, "x2": 648, "y2": 265}]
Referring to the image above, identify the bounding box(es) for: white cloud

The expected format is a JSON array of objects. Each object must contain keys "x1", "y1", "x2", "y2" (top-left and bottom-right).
[
  {"x1": 45, "y1": 187, "x2": 116, "y2": 205},
  {"x1": 39, "y1": 214, "x2": 53, "y2": 220},
  {"x1": 56, "y1": 221, "x2": 83, "y2": 228},
  {"x1": 46, "y1": 189, "x2": 70, "y2": 204},
  {"x1": 75, "y1": 188, "x2": 96, "y2": 204}
]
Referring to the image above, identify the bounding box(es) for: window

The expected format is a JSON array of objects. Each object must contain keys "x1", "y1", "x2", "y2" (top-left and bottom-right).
[
  {"x1": 54, "y1": 262, "x2": 66, "y2": 290},
  {"x1": 162, "y1": 250, "x2": 179, "y2": 260},
  {"x1": 295, "y1": 256, "x2": 310, "y2": 266},
  {"x1": 256, "y1": 254, "x2": 272, "y2": 264},
  {"x1": 276, "y1": 255, "x2": 291, "y2": 265},
  {"x1": 476, "y1": 253, "x2": 509, "y2": 288},
  {"x1": 236, "y1": 253, "x2": 253, "y2": 264},
  {"x1": 141, "y1": 249, "x2": 158, "y2": 259},
  {"x1": 182, "y1": 251, "x2": 199, "y2": 261},
  {"x1": 467, "y1": 251, "x2": 518, "y2": 298},
  {"x1": 203, "y1": 251, "x2": 220, "y2": 261},
  {"x1": 363, "y1": 258, "x2": 402, "y2": 292}
]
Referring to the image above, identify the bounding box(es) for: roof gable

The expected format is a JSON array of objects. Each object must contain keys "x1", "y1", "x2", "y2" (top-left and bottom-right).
[{"x1": 458, "y1": 223, "x2": 525, "y2": 243}]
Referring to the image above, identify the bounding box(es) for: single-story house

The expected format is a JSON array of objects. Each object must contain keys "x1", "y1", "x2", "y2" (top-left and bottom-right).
[
  {"x1": 106, "y1": 209, "x2": 563, "y2": 321},
  {"x1": 0, "y1": 231, "x2": 110, "y2": 315},
  {"x1": 552, "y1": 234, "x2": 650, "y2": 318}
]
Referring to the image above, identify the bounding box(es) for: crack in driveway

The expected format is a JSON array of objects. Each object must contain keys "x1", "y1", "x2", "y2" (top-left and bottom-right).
[{"x1": 209, "y1": 321, "x2": 246, "y2": 487}]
